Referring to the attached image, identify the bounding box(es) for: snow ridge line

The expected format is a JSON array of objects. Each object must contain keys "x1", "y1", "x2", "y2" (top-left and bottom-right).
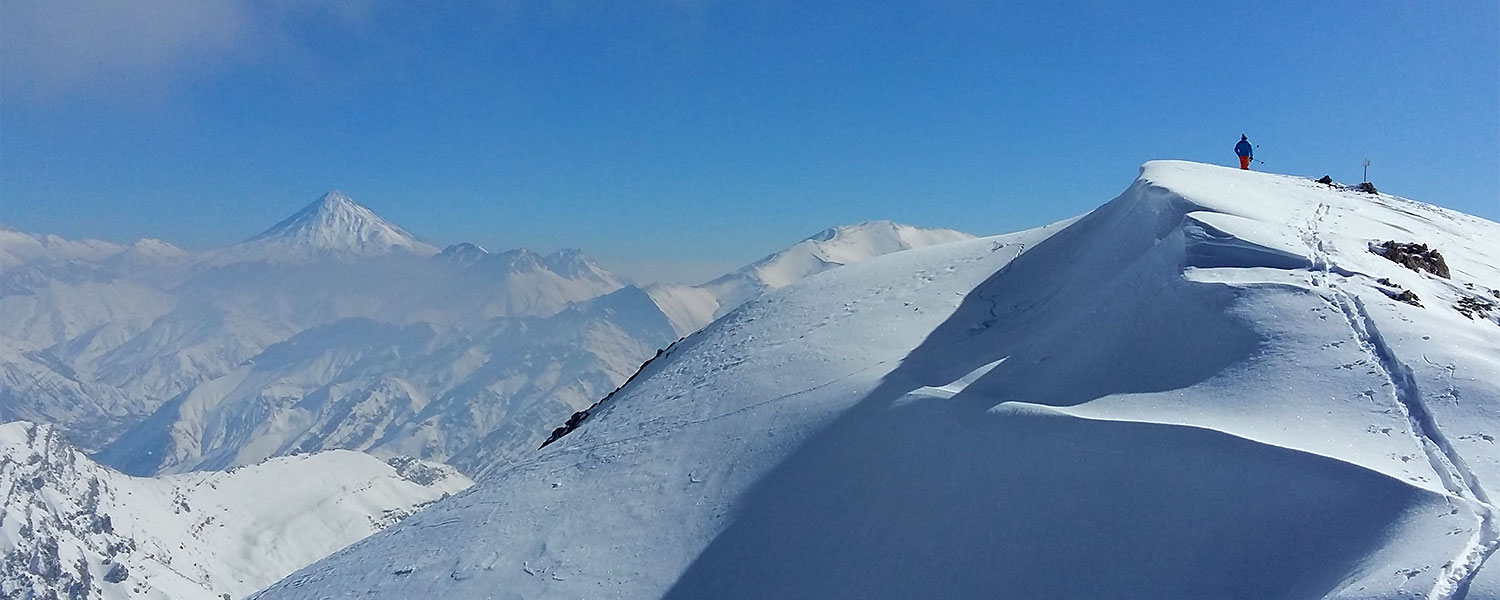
[{"x1": 539, "y1": 360, "x2": 892, "y2": 470}]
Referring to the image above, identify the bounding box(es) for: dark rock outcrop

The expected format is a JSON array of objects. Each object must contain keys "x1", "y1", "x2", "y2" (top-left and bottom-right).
[
  {"x1": 1376, "y1": 241, "x2": 1450, "y2": 279},
  {"x1": 102, "y1": 562, "x2": 128, "y2": 583},
  {"x1": 1456, "y1": 296, "x2": 1497, "y2": 321},
  {"x1": 539, "y1": 340, "x2": 682, "y2": 449}
]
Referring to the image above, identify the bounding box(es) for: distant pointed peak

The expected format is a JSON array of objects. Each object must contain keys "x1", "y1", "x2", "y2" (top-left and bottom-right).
[
  {"x1": 487, "y1": 248, "x2": 546, "y2": 270},
  {"x1": 309, "y1": 189, "x2": 368, "y2": 213},
  {"x1": 545, "y1": 248, "x2": 599, "y2": 267},
  {"x1": 234, "y1": 190, "x2": 438, "y2": 260},
  {"x1": 543, "y1": 248, "x2": 616, "y2": 282}
]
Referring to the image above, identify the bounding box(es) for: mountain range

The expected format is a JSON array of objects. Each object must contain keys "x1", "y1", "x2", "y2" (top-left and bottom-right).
[
  {"x1": 1, "y1": 192, "x2": 970, "y2": 478},
  {"x1": 2, "y1": 190, "x2": 974, "y2": 600},
  {"x1": 253, "y1": 161, "x2": 1500, "y2": 600}
]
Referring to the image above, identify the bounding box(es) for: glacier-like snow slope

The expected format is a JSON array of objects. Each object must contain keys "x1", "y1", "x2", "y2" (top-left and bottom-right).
[
  {"x1": 256, "y1": 161, "x2": 1500, "y2": 600},
  {"x1": 0, "y1": 421, "x2": 471, "y2": 600}
]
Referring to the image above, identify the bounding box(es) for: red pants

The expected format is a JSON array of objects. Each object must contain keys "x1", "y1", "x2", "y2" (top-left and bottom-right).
[{"x1": 1239, "y1": 156, "x2": 1251, "y2": 170}]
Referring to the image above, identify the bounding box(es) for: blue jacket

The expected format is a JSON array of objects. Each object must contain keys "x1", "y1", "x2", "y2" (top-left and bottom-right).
[{"x1": 1235, "y1": 140, "x2": 1253, "y2": 158}]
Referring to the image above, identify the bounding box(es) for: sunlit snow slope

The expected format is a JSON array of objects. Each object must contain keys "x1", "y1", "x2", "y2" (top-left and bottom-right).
[
  {"x1": 1, "y1": 421, "x2": 471, "y2": 600},
  {"x1": 259, "y1": 161, "x2": 1496, "y2": 599}
]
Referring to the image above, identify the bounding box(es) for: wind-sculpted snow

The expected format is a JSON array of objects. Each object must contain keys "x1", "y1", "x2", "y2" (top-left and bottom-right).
[
  {"x1": 257, "y1": 162, "x2": 1499, "y2": 600},
  {"x1": 0, "y1": 421, "x2": 470, "y2": 600}
]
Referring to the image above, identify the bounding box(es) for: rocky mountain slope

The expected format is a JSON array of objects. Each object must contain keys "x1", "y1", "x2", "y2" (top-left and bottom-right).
[{"x1": 0, "y1": 421, "x2": 470, "y2": 600}]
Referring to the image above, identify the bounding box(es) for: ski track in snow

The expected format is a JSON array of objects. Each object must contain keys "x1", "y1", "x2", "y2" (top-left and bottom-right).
[{"x1": 1302, "y1": 201, "x2": 1499, "y2": 600}]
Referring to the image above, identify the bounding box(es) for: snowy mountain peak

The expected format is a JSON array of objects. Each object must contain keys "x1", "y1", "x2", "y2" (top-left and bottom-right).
[
  {"x1": 801, "y1": 219, "x2": 969, "y2": 251},
  {"x1": 473, "y1": 248, "x2": 620, "y2": 286},
  {"x1": 543, "y1": 249, "x2": 615, "y2": 282},
  {"x1": 237, "y1": 191, "x2": 439, "y2": 259},
  {"x1": 699, "y1": 220, "x2": 973, "y2": 316},
  {"x1": 805, "y1": 219, "x2": 902, "y2": 242},
  {"x1": 745, "y1": 220, "x2": 971, "y2": 289},
  {"x1": 436, "y1": 242, "x2": 489, "y2": 267},
  {"x1": 488, "y1": 248, "x2": 547, "y2": 272}
]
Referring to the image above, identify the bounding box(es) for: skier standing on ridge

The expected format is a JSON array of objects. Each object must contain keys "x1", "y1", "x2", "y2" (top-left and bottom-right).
[{"x1": 1235, "y1": 135, "x2": 1254, "y2": 170}]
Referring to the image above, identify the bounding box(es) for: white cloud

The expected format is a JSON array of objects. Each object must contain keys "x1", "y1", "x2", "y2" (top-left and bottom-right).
[
  {"x1": 0, "y1": 0, "x2": 377, "y2": 101},
  {"x1": 2, "y1": 1, "x2": 247, "y2": 98}
]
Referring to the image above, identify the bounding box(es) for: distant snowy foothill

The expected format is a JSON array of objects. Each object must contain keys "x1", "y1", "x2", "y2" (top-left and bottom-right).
[{"x1": 254, "y1": 161, "x2": 1500, "y2": 600}]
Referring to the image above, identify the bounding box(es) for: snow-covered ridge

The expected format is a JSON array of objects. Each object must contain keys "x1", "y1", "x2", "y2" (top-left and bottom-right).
[
  {"x1": 256, "y1": 161, "x2": 1500, "y2": 600},
  {"x1": 644, "y1": 220, "x2": 974, "y2": 329},
  {"x1": 0, "y1": 227, "x2": 141, "y2": 271},
  {"x1": 703, "y1": 219, "x2": 971, "y2": 310},
  {"x1": 1, "y1": 421, "x2": 470, "y2": 600},
  {"x1": 779, "y1": 219, "x2": 973, "y2": 283}
]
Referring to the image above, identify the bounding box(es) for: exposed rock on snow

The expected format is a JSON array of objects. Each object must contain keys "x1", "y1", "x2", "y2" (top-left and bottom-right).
[
  {"x1": 1389, "y1": 288, "x2": 1424, "y2": 307},
  {"x1": 1456, "y1": 295, "x2": 1498, "y2": 322},
  {"x1": 1377, "y1": 240, "x2": 1451, "y2": 279},
  {"x1": 538, "y1": 344, "x2": 678, "y2": 450},
  {"x1": 254, "y1": 161, "x2": 1500, "y2": 600}
]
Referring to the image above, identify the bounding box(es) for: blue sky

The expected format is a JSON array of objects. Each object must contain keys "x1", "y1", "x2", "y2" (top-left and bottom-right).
[{"x1": 2, "y1": 1, "x2": 1496, "y2": 283}]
